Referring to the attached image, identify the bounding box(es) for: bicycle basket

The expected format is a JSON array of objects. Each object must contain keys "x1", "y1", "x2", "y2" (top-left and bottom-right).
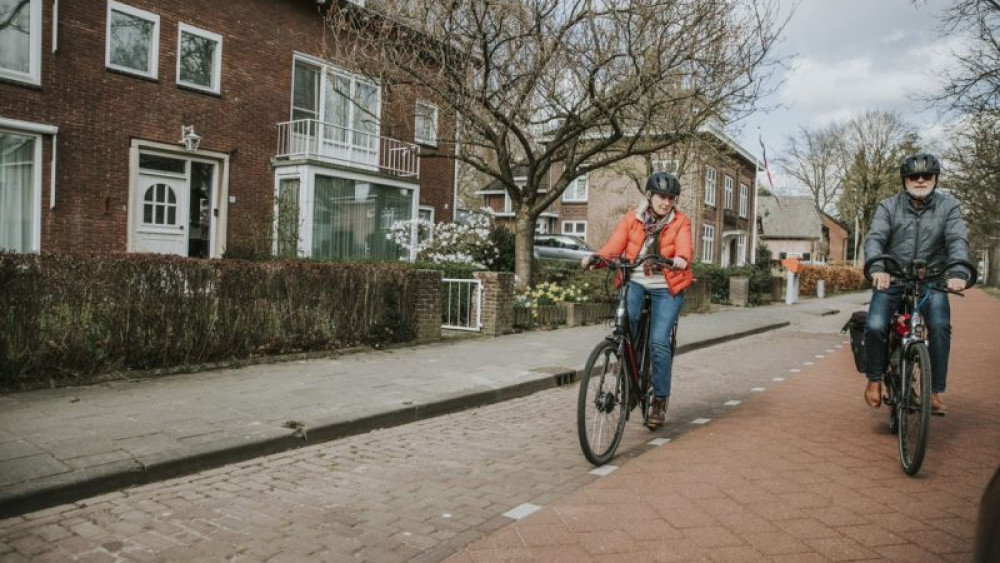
[{"x1": 841, "y1": 310, "x2": 868, "y2": 374}]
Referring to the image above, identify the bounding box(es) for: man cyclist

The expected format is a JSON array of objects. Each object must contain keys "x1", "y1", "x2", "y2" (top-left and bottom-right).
[
  {"x1": 863, "y1": 153, "x2": 971, "y2": 414},
  {"x1": 582, "y1": 172, "x2": 693, "y2": 429}
]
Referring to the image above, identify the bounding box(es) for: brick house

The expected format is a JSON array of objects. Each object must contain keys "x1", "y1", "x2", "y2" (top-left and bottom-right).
[
  {"x1": 474, "y1": 128, "x2": 760, "y2": 266},
  {"x1": 757, "y1": 195, "x2": 848, "y2": 263},
  {"x1": 0, "y1": 0, "x2": 455, "y2": 260}
]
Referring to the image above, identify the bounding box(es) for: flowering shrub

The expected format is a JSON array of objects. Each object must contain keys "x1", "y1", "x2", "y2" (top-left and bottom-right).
[
  {"x1": 515, "y1": 281, "x2": 590, "y2": 308},
  {"x1": 389, "y1": 208, "x2": 512, "y2": 271}
]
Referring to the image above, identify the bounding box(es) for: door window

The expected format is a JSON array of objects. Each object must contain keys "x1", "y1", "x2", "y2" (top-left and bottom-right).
[{"x1": 142, "y1": 183, "x2": 178, "y2": 225}]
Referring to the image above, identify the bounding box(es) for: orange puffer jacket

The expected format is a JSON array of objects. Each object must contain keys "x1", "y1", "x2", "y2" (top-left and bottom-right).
[{"x1": 595, "y1": 209, "x2": 694, "y2": 295}]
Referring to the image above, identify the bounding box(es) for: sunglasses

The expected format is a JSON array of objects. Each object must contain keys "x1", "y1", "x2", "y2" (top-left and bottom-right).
[{"x1": 906, "y1": 172, "x2": 936, "y2": 182}]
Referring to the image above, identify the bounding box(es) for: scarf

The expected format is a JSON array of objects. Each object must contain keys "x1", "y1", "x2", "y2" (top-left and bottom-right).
[{"x1": 640, "y1": 207, "x2": 675, "y2": 275}]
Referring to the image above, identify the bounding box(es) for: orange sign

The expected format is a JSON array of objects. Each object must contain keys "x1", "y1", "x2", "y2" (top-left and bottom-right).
[{"x1": 781, "y1": 257, "x2": 803, "y2": 273}]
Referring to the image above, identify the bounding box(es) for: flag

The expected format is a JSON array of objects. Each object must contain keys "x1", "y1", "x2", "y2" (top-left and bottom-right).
[{"x1": 758, "y1": 133, "x2": 781, "y2": 209}]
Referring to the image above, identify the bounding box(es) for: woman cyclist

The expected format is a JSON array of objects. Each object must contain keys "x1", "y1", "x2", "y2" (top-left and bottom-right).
[{"x1": 581, "y1": 171, "x2": 694, "y2": 429}]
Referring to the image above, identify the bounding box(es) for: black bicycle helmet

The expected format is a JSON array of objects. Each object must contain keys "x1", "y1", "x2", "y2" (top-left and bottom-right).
[
  {"x1": 645, "y1": 171, "x2": 681, "y2": 198},
  {"x1": 899, "y1": 153, "x2": 941, "y2": 179}
]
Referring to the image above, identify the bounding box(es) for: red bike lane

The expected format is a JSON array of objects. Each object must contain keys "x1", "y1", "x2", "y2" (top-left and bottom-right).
[{"x1": 446, "y1": 289, "x2": 1000, "y2": 562}]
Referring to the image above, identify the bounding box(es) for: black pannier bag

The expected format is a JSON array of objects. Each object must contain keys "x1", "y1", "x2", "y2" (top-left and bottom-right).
[{"x1": 841, "y1": 311, "x2": 868, "y2": 374}]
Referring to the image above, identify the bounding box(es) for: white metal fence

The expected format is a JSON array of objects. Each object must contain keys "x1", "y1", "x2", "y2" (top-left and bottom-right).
[
  {"x1": 275, "y1": 118, "x2": 420, "y2": 178},
  {"x1": 442, "y1": 278, "x2": 482, "y2": 332}
]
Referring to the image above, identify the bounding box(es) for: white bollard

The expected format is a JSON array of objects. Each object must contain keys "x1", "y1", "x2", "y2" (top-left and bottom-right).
[
  {"x1": 817, "y1": 279, "x2": 825, "y2": 299},
  {"x1": 785, "y1": 270, "x2": 797, "y2": 305}
]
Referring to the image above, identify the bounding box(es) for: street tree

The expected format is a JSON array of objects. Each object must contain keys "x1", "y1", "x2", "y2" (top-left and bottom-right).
[
  {"x1": 835, "y1": 110, "x2": 918, "y2": 259},
  {"x1": 945, "y1": 113, "x2": 1000, "y2": 286},
  {"x1": 926, "y1": 0, "x2": 1000, "y2": 114},
  {"x1": 321, "y1": 0, "x2": 783, "y2": 284},
  {"x1": 777, "y1": 124, "x2": 845, "y2": 215}
]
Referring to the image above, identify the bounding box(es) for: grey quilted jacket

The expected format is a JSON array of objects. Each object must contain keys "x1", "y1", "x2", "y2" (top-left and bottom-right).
[{"x1": 864, "y1": 190, "x2": 971, "y2": 279}]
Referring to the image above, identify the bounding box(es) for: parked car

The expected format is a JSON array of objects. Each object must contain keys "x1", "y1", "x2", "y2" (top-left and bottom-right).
[{"x1": 534, "y1": 234, "x2": 593, "y2": 264}]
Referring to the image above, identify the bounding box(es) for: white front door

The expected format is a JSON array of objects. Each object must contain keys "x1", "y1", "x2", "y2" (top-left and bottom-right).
[{"x1": 134, "y1": 173, "x2": 189, "y2": 255}]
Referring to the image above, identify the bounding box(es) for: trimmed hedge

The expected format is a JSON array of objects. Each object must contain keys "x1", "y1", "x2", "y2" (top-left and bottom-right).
[
  {"x1": 0, "y1": 253, "x2": 420, "y2": 390},
  {"x1": 798, "y1": 264, "x2": 867, "y2": 296}
]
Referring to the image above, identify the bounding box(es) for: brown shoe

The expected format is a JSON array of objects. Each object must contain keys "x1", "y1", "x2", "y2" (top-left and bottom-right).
[
  {"x1": 865, "y1": 381, "x2": 882, "y2": 408},
  {"x1": 647, "y1": 397, "x2": 667, "y2": 429},
  {"x1": 931, "y1": 393, "x2": 947, "y2": 416}
]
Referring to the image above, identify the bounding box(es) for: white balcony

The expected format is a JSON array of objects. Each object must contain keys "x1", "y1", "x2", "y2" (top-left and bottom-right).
[{"x1": 276, "y1": 119, "x2": 420, "y2": 179}]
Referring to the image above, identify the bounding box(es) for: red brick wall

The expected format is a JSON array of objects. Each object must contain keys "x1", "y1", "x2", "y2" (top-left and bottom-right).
[{"x1": 0, "y1": 0, "x2": 454, "y2": 253}]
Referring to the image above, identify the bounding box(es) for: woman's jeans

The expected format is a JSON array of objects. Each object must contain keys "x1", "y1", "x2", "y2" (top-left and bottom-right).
[
  {"x1": 864, "y1": 285, "x2": 952, "y2": 393},
  {"x1": 627, "y1": 282, "x2": 685, "y2": 398}
]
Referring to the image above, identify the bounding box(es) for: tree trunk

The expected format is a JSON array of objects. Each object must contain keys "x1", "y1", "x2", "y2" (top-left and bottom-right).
[
  {"x1": 988, "y1": 241, "x2": 1000, "y2": 288},
  {"x1": 513, "y1": 213, "x2": 536, "y2": 289}
]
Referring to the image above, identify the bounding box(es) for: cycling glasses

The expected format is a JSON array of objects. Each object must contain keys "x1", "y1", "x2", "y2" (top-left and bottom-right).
[{"x1": 906, "y1": 172, "x2": 936, "y2": 181}]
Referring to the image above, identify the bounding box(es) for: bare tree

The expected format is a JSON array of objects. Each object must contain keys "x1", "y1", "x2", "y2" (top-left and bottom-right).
[
  {"x1": 777, "y1": 124, "x2": 845, "y2": 214},
  {"x1": 321, "y1": 0, "x2": 783, "y2": 284},
  {"x1": 926, "y1": 0, "x2": 1000, "y2": 114},
  {"x1": 835, "y1": 110, "x2": 918, "y2": 259},
  {"x1": 945, "y1": 113, "x2": 1000, "y2": 286}
]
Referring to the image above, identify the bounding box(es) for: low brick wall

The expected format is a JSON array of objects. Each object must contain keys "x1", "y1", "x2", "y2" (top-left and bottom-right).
[{"x1": 414, "y1": 269, "x2": 443, "y2": 343}]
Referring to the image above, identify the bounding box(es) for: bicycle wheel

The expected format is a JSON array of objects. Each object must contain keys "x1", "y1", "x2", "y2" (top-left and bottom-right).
[
  {"x1": 885, "y1": 369, "x2": 899, "y2": 435},
  {"x1": 898, "y1": 342, "x2": 931, "y2": 476},
  {"x1": 578, "y1": 339, "x2": 629, "y2": 466}
]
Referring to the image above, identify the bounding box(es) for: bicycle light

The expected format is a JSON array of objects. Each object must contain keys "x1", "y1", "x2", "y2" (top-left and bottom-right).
[{"x1": 894, "y1": 314, "x2": 911, "y2": 337}]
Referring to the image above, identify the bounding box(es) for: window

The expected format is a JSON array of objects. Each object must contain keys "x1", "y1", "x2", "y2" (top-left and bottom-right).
[
  {"x1": 291, "y1": 57, "x2": 380, "y2": 150},
  {"x1": 562, "y1": 221, "x2": 586, "y2": 237},
  {"x1": 414, "y1": 101, "x2": 438, "y2": 146},
  {"x1": 311, "y1": 176, "x2": 412, "y2": 261},
  {"x1": 0, "y1": 0, "x2": 42, "y2": 85},
  {"x1": 739, "y1": 183, "x2": 748, "y2": 217},
  {"x1": 701, "y1": 224, "x2": 715, "y2": 263},
  {"x1": 418, "y1": 206, "x2": 434, "y2": 244},
  {"x1": 141, "y1": 183, "x2": 178, "y2": 225},
  {"x1": 651, "y1": 156, "x2": 678, "y2": 174},
  {"x1": 177, "y1": 23, "x2": 222, "y2": 94},
  {"x1": 275, "y1": 177, "x2": 300, "y2": 257},
  {"x1": 724, "y1": 175, "x2": 734, "y2": 209},
  {"x1": 0, "y1": 130, "x2": 41, "y2": 252},
  {"x1": 562, "y1": 175, "x2": 588, "y2": 202},
  {"x1": 704, "y1": 166, "x2": 716, "y2": 206},
  {"x1": 106, "y1": 1, "x2": 160, "y2": 78},
  {"x1": 737, "y1": 234, "x2": 747, "y2": 266}
]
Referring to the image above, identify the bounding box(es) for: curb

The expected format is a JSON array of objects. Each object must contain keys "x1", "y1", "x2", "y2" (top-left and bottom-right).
[{"x1": 0, "y1": 321, "x2": 790, "y2": 519}]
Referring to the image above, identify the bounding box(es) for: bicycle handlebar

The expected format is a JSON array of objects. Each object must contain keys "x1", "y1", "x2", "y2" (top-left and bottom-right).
[
  {"x1": 587, "y1": 254, "x2": 675, "y2": 271},
  {"x1": 863, "y1": 254, "x2": 979, "y2": 290}
]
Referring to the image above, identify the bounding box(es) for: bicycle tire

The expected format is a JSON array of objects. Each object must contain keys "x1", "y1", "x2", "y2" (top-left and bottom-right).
[
  {"x1": 886, "y1": 368, "x2": 899, "y2": 435},
  {"x1": 898, "y1": 342, "x2": 931, "y2": 476},
  {"x1": 577, "y1": 339, "x2": 629, "y2": 466}
]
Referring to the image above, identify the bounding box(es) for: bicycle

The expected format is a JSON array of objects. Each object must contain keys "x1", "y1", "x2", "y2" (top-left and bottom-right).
[
  {"x1": 862, "y1": 254, "x2": 977, "y2": 476},
  {"x1": 577, "y1": 255, "x2": 678, "y2": 466}
]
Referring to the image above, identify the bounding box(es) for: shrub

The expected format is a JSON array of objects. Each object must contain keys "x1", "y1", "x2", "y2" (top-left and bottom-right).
[
  {"x1": 799, "y1": 264, "x2": 867, "y2": 296},
  {"x1": 0, "y1": 253, "x2": 421, "y2": 390}
]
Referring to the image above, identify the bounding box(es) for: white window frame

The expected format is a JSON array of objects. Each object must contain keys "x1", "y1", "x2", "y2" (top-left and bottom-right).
[
  {"x1": 418, "y1": 205, "x2": 435, "y2": 243},
  {"x1": 176, "y1": 23, "x2": 222, "y2": 94},
  {"x1": 414, "y1": 101, "x2": 438, "y2": 146},
  {"x1": 701, "y1": 224, "x2": 715, "y2": 263},
  {"x1": 651, "y1": 156, "x2": 678, "y2": 174},
  {"x1": 562, "y1": 175, "x2": 588, "y2": 203},
  {"x1": 704, "y1": 166, "x2": 716, "y2": 206},
  {"x1": 739, "y1": 183, "x2": 749, "y2": 217},
  {"x1": 289, "y1": 53, "x2": 382, "y2": 149},
  {"x1": 0, "y1": 127, "x2": 43, "y2": 253},
  {"x1": 737, "y1": 234, "x2": 747, "y2": 266},
  {"x1": 561, "y1": 220, "x2": 586, "y2": 237},
  {"x1": 724, "y1": 175, "x2": 734, "y2": 209},
  {"x1": 105, "y1": 1, "x2": 160, "y2": 79},
  {"x1": 0, "y1": 0, "x2": 42, "y2": 85}
]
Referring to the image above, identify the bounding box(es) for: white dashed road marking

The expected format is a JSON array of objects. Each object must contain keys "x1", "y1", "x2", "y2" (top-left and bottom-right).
[
  {"x1": 648, "y1": 438, "x2": 671, "y2": 446},
  {"x1": 503, "y1": 503, "x2": 542, "y2": 520},
  {"x1": 690, "y1": 418, "x2": 711, "y2": 425},
  {"x1": 751, "y1": 387, "x2": 765, "y2": 392},
  {"x1": 724, "y1": 400, "x2": 741, "y2": 406},
  {"x1": 589, "y1": 465, "x2": 618, "y2": 477}
]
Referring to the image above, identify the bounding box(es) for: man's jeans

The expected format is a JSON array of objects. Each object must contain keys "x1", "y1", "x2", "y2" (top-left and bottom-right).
[
  {"x1": 627, "y1": 282, "x2": 685, "y2": 398},
  {"x1": 864, "y1": 285, "x2": 952, "y2": 393}
]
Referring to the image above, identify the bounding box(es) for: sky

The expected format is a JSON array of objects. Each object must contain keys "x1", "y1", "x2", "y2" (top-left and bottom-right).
[{"x1": 734, "y1": 0, "x2": 968, "y2": 195}]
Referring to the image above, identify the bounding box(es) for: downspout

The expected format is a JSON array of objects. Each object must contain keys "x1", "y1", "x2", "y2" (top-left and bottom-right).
[
  {"x1": 49, "y1": 134, "x2": 57, "y2": 209},
  {"x1": 750, "y1": 158, "x2": 760, "y2": 265},
  {"x1": 452, "y1": 112, "x2": 461, "y2": 221},
  {"x1": 51, "y1": 0, "x2": 58, "y2": 53}
]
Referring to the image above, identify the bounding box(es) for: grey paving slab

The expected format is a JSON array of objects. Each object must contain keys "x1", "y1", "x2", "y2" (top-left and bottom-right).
[{"x1": 0, "y1": 292, "x2": 867, "y2": 517}]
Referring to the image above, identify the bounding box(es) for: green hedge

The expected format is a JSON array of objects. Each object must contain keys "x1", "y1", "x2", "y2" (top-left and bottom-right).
[{"x1": 0, "y1": 253, "x2": 420, "y2": 390}]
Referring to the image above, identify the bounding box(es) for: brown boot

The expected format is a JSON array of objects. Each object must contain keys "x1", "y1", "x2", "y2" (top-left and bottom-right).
[
  {"x1": 864, "y1": 381, "x2": 882, "y2": 408},
  {"x1": 647, "y1": 397, "x2": 667, "y2": 429},
  {"x1": 931, "y1": 393, "x2": 947, "y2": 416}
]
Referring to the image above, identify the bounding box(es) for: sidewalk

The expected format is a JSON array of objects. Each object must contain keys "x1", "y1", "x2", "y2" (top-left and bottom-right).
[
  {"x1": 0, "y1": 293, "x2": 857, "y2": 518},
  {"x1": 445, "y1": 289, "x2": 1000, "y2": 563}
]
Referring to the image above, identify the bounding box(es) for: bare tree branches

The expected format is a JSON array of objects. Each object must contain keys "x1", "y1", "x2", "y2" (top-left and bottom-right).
[
  {"x1": 777, "y1": 124, "x2": 845, "y2": 214},
  {"x1": 928, "y1": 0, "x2": 1000, "y2": 113}
]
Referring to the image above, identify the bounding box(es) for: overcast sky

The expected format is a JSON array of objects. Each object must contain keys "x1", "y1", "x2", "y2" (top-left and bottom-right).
[{"x1": 735, "y1": 0, "x2": 967, "y2": 194}]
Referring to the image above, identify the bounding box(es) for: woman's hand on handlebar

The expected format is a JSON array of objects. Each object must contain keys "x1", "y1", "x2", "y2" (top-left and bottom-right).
[
  {"x1": 872, "y1": 272, "x2": 891, "y2": 291},
  {"x1": 582, "y1": 253, "x2": 599, "y2": 271}
]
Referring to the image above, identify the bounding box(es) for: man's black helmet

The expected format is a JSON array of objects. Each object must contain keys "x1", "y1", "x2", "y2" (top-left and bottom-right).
[
  {"x1": 645, "y1": 171, "x2": 681, "y2": 198},
  {"x1": 900, "y1": 153, "x2": 941, "y2": 179}
]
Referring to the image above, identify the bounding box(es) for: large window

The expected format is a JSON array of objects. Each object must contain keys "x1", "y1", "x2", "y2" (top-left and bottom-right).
[
  {"x1": 106, "y1": 1, "x2": 160, "y2": 79},
  {"x1": 724, "y1": 175, "x2": 734, "y2": 209},
  {"x1": 701, "y1": 224, "x2": 715, "y2": 263},
  {"x1": 563, "y1": 175, "x2": 588, "y2": 202},
  {"x1": 737, "y1": 234, "x2": 747, "y2": 266},
  {"x1": 414, "y1": 101, "x2": 438, "y2": 146},
  {"x1": 291, "y1": 57, "x2": 380, "y2": 150},
  {"x1": 704, "y1": 166, "x2": 717, "y2": 206},
  {"x1": 739, "y1": 183, "x2": 749, "y2": 217},
  {"x1": 311, "y1": 176, "x2": 412, "y2": 261},
  {"x1": 562, "y1": 221, "x2": 586, "y2": 237},
  {"x1": 177, "y1": 23, "x2": 222, "y2": 94},
  {"x1": 0, "y1": 0, "x2": 41, "y2": 85},
  {"x1": 275, "y1": 177, "x2": 301, "y2": 257},
  {"x1": 0, "y1": 131, "x2": 40, "y2": 252}
]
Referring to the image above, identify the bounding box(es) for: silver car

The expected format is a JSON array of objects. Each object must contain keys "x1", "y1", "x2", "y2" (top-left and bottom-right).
[{"x1": 533, "y1": 234, "x2": 593, "y2": 263}]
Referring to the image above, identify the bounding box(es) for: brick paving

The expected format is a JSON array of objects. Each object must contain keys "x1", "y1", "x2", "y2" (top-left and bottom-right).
[{"x1": 445, "y1": 289, "x2": 1000, "y2": 562}]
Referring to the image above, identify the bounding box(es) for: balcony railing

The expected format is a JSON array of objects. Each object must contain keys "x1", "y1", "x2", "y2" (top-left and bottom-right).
[{"x1": 276, "y1": 119, "x2": 420, "y2": 179}]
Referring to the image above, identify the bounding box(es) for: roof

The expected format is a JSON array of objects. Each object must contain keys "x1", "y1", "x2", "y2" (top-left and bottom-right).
[{"x1": 757, "y1": 196, "x2": 823, "y2": 240}]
